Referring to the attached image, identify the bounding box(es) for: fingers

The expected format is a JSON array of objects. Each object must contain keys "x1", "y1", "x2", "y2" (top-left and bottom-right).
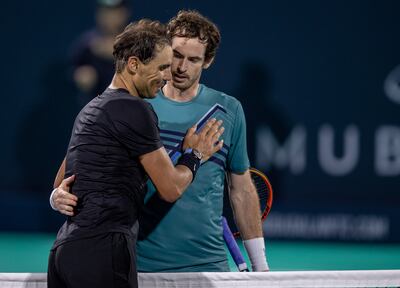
[
  {"x1": 200, "y1": 139, "x2": 224, "y2": 162},
  {"x1": 182, "y1": 125, "x2": 197, "y2": 150},
  {"x1": 212, "y1": 139, "x2": 224, "y2": 153},
  {"x1": 202, "y1": 120, "x2": 223, "y2": 149},
  {"x1": 184, "y1": 118, "x2": 224, "y2": 163},
  {"x1": 60, "y1": 175, "x2": 75, "y2": 190},
  {"x1": 53, "y1": 188, "x2": 78, "y2": 216},
  {"x1": 211, "y1": 126, "x2": 225, "y2": 143},
  {"x1": 199, "y1": 118, "x2": 217, "y2": 136},
  {"x1": 53, "y1": 183, "x2": 78, "y2": 210},
  {"x1": 58, "y1": 204, "x2": 75, "y2": 216},
  {"x1": 206, "y1": 120, "x2": 223, "y2": 136},
  {"x1": 55, "y1": 188, "x2": 78, "y2": 203},
  {"x1": 187, "y1": 125, "x2": 197, "y2": 137}
]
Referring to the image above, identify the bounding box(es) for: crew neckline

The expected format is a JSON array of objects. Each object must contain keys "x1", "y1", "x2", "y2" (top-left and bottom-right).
[
  {"x1": 106, "y1": 87, "x2": 130, "y2": 94},
  {"x1": 158, "y1": 84, "x2": 204, "y2": 106}
]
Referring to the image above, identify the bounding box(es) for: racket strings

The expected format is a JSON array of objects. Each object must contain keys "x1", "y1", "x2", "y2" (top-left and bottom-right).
[
  {"x1": 251, "y1": 174, "x2": 272, "y2": 217},
  {"x1": 252, "y1": 177, "x2": 270, "y2": 198}
]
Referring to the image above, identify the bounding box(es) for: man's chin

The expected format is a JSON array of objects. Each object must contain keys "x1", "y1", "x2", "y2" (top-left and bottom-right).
[
  {"x1": 143, "y1": 94, "x2": 157, "y2": 99},
  {"x1": 138, "y1": 92, "x2": 158, "y2": 99},
  {"x1": 150, "y1": 88, "x2": 162, "y2": 98},
  {"x1": 172, "y1": 81, "x2": 189, "y2": 90}
]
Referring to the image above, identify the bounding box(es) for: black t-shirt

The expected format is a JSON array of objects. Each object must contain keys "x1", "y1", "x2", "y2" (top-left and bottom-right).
[{"x1": 53, "y1": 88, "x2": 162, "y2": 248}]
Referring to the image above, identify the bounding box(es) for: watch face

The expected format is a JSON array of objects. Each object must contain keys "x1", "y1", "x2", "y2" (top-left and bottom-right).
[
  {"x1": 193, "y1": 149, "x2": 203, "y2": 160},
  {"x1": 184, "y1": 148, "x2": 193, "y2": 154}
]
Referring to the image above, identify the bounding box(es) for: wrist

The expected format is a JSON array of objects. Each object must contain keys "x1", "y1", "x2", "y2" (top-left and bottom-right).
[
  {"x1": 243, "y1": 237, "x2": 269, "y2": 271},
  {"x1": 184, "y1": 148, "x2": 205, "y2": 164},
  {"x1": 177, "y1": 149, "x2": 201, "y2": 182},
  {"x1": 183, "y1": 148, "x2": 203, "y2": 161},
  {"x1": 49, "y1": 188, "x2": 58, "y2": 211}
]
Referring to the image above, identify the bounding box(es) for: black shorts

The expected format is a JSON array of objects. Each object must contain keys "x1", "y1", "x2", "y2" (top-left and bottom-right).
[{"x1": 48, "y1": 232, "x2": 137, "y2": 288}]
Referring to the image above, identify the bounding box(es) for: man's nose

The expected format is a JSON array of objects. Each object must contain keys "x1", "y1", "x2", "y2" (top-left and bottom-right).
[{"x1": 178, "y1": 59, "x2": 188, "y2": 73}]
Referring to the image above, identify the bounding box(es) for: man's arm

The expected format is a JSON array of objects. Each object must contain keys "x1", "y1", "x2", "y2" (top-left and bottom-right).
[
  {"x1": 50, "y1": 158, "x2": 78, "y2": 216},
  {"x1": 53, "y1": 158, "x2": 66, "y2": 188},
  {"x1": 52, "y1": 147, "x2": 194, "y2": 214},
  {"x1": 140, "y1": 119, "x2": 223, "y2": 203},
  {"x1": 229, "y1": 170, "x2": 263, "y2": 239},
  {"x1": 229, "y1": 170, "x2": 269, "y2": 271},
  {"x1": 51, "y1": 119, "x2": 223, "y2": 212}
]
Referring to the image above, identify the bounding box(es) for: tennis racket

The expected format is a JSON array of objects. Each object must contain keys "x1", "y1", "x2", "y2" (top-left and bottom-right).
[
  {"x1": 223, "y1": 167, "x2": 273, "y2": 271},
  {"x1": 247, "y1": 167, "x2": 273, "y2": 232}
]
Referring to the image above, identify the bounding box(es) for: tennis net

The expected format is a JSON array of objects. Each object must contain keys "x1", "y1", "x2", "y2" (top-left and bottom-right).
[{"x1": 1, "y1": 270, "x2": 400, "y2": 288}]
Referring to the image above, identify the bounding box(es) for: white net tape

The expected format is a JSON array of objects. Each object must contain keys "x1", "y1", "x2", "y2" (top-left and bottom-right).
[{"x1": 0, "y1": 270, "x2": 399, "y2": 288}]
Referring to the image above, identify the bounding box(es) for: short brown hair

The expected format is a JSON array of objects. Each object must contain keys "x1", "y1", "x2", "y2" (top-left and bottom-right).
[
  {"x1": 113, "y1": 19, "x2": 171, "y2": 73},
  {"x1": 167, "y1": 10, "x2": 221, "y2": 63}
]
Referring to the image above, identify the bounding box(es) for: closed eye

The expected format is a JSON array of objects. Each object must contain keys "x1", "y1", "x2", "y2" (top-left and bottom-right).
[
  {"x1": 173, "y1": 50, "x2": 184, "y2": 59},
  {"x1": 159, "y1": 64, "x2": 171, "y2": 71}
]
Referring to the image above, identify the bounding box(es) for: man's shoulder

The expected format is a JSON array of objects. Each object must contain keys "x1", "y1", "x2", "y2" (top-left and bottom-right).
[
  {"x1": 102, "y1": 89, "x2": 147, "y2": 105},
  {"x1": 200, "y1": 84, "x2": 242, "y2": 111},
  {"x1": 96, "y1": 89, "x2": 153, "y2": 117}
]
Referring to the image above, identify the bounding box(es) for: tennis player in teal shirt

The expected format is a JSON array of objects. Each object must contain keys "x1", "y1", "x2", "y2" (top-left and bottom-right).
[{"x1": 136, "y1": 10, "x2": 269, "y2": 272}]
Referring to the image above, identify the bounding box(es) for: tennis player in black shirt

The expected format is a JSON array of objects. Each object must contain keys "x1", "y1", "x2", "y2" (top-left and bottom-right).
[{"x1": 47, "y1": 19, "x2": 224, "y2": 288}]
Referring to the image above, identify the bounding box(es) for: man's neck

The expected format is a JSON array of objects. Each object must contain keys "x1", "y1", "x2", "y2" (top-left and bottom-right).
[
  {"x1": 109, "y1": 73, "x2": 139, "y2": 97},
  {"x1": 163, "y1": 82, "x2": 200, "y2": 102}
]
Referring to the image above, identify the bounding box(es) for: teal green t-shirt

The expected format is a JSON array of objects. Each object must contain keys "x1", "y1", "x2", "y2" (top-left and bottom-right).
[{"x1": 137, "y1": 84, "x2": 250, "y2": 272}]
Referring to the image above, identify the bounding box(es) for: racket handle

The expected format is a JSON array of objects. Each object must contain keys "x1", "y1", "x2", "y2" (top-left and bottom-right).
[{"x1": 222, "y1": 217, "x2": 249, "y2": 272}]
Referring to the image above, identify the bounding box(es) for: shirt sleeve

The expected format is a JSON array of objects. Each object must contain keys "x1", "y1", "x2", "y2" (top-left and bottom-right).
[
  {"x1": 105, "y1": 98, "x2": 163, "y2": 157},
  {"x1": 227, "y1": 101, "x2": 250, "y2": 173}
]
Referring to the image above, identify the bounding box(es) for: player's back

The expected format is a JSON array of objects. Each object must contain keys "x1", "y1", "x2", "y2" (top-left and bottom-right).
[{"x1": 55, "y1": 88, "x2": 159, "y2": 248}]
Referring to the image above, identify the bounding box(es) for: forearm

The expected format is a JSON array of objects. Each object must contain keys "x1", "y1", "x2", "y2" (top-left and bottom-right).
[
  {"x1": 53, "y1": 158, "x2": 66, "y2": 188},
  {"x1": 230, "y1": 186, "x2": 263, "y2": 240},
  {"x1": 50, "y1": 158, "x2": 66, "y2": 210},
  {"x1": 140, "y1": 148, "x2": 201, "y2": 203},
  {"x1": 158, "y1": 164, "x2": 193, "y2": 202},
  {"x1": 230, "y1": 184, "x2": 269, "y2": 271},
  {"x1": 147, "y1": 118, "x2": 223, "y2": 201},
  {"x1": 49, "y1": 159, "x2": 78, "y2": 216}
]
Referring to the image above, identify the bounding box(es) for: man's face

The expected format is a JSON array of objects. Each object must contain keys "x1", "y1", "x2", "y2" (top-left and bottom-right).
[
  {"x1": 170, "y1": 36, "x2": 211, "y2": 91},
  {"x1": 135, "y1": 45, "x2": 172, "y2": 99}
]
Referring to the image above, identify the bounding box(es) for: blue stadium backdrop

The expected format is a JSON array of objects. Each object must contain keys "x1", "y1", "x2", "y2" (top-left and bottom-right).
[{"x1": 0, "y1": 0, "x2": 399, "y2": 242}]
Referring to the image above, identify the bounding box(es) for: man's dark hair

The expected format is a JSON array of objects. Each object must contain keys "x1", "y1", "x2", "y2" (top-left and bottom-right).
[
  {"x1": 113, "y1": 19, "x2": 171, "y2": 73},
  {"x1": 167, "y1": 10, "x2": 221, "y2": 63}
]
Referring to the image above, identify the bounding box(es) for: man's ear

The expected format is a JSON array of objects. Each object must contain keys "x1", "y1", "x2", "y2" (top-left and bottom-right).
[
  {"x1": 127, "y1": 56, "x2": 140, "y2": 74},
  {"x1": 203, "y1": 56, "x2": 215, "y2": 69}
]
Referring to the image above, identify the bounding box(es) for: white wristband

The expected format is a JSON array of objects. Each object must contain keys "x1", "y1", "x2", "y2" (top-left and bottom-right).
[
  {"x1": 49, "y1": 188, "x2": 58, "y2": 211},
  {"x1": 243, "y1": 237, "x2": 269, "y2": 271}
]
